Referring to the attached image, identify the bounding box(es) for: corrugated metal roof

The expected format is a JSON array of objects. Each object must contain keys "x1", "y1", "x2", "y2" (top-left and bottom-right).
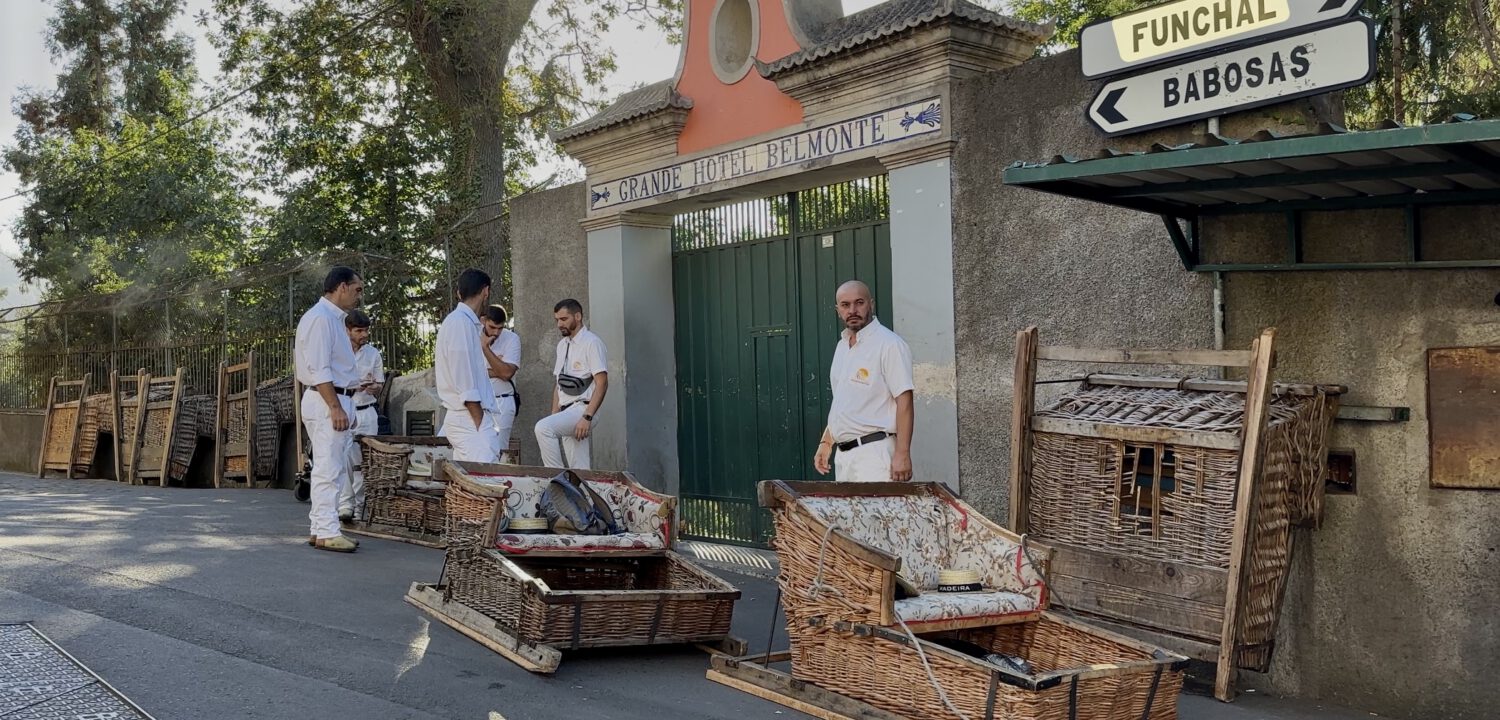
[
  {"x1": 760, "y1": 0, "x2": 1053, "y2": 75},
  {"x1": 1003, "y1": 115, "x2": 1500, "y2": 215},
  {"x1": 553, "y1": 80, "x2": 692, "y2": 142}
]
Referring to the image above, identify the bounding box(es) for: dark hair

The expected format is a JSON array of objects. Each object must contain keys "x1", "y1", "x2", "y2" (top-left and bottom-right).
[
  {"x1": 553, "y1": 298, "x2": 583, "y2": 315},
  {"x1": 457, "y1": 268, "x2": 491, "y2": 300},
  {"x1": 483, "y1": 304, "x2": 508, "y2": 326},
  {"x1": 323, "y1": 266, "x2": 360, "y2": 294},
  {"x1": 345, "y1": 308, "x2": 371, "y2": 329}
]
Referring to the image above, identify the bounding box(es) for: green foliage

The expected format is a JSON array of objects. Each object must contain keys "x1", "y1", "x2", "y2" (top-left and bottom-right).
[{"x1": 1008, "y1": 0, "x2": 1500, "y2": 127}]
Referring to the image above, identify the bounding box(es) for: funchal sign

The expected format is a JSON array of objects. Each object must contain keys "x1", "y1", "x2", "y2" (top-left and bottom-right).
[
  {"x1": 1079, "y1": 0, "x2": 1374, "y2": 137},
  {"x1": 588, "y1": 98, "x2": 943, "y2": 212}
]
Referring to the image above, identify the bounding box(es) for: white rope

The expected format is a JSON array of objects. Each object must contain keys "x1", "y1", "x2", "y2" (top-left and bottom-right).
[{"x1": 806, "y1": 521, "x2": 968, "y2": 720}]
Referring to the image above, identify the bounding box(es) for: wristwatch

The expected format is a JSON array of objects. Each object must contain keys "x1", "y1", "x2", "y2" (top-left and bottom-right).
[{"x1": 583, "y1": 413, "x2": 594, "y2": 421}]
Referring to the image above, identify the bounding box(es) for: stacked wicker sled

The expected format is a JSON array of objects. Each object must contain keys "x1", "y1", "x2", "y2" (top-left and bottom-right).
[{"x1": 405, "y1": 461, "x2": 745, "y2": 673}]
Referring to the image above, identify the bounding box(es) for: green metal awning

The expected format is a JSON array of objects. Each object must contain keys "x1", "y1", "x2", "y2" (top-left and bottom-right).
[{"x1": 1002, "y1": 116, "x2": 1500, "y2": 271}]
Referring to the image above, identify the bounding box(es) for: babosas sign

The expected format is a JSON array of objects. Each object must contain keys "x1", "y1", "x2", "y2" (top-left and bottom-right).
[{"x1": 1087, "y1": 19, "x2": 1374, "y2": 137}]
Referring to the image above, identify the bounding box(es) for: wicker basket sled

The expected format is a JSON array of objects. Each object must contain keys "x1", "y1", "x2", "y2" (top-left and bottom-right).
[
  {"x1": 1010, "y1": 327, "x2": 1344, "y2": 701},
  {"x1": 405, "y1": 461, "x2": 744, "y2": 673},
  {"x1": 345, "y1": 436, "x2": 456, "y2": 547},
  {"x1": 707, "y1": 480, "x2": 1187, "y2": 720}
]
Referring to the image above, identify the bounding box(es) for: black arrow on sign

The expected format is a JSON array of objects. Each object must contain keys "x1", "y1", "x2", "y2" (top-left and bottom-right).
[
  {"x1": 1320, "y1": 0, "x2": 1350, "y2": 11},
  {"x1": 1096, "y1": 87, "x2": 1128, "y2": 124}
]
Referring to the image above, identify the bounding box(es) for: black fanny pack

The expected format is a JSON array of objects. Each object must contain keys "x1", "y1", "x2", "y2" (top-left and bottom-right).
[{"x1": 557, "y1": 373, "x2": 592, "y2": 396}]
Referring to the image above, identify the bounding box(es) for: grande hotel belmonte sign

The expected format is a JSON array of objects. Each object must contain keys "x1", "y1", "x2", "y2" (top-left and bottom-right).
[
  {"x1": 588, "y1": 98, "x2": 942, "y2": 211},
  {"x1": 1079, "y1": 0, "x2": 1372, "y2": 136}
]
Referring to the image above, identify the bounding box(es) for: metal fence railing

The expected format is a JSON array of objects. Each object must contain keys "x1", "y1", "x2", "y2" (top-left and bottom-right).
[{"x1": 0, "y1": 321, "x2": 436, "y2": 408}]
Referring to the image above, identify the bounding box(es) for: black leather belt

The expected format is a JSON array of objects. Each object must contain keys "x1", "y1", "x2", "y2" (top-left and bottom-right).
[
  {"x1": 496, "y1": 393, "x2": 515, "y2": 398},
  {"x1": 355, "y1": 403, "x2": 376, "y2": 411},
  {"x1": 305, "y1": 386, "x2": 357, "y2": 397},
  {"x1": 836, "y1": 431, "x2": 891, "y2": 453}
]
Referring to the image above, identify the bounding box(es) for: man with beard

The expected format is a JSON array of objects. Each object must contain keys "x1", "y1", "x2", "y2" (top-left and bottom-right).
[
  {"x1": 480, "y1": 305, "x2": 521, "y2": 459},
  {"x1": 294, "y1": 266, "x2": 364, "y2": 552},
  {"x1": 812, "y1": 280, "x2": 915, "y2": 482},
  {"x1": 535, "y1": 298, "x2": 607, "y2": 469}
]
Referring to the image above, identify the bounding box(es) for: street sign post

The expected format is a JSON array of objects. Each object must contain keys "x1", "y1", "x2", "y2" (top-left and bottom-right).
[
  {"x1": 1086, "y1": 18, "x2": 1374, "y2": 137},
  {"x1": 1080, "y1": 0, "x2": 1364, "y2": 79}
]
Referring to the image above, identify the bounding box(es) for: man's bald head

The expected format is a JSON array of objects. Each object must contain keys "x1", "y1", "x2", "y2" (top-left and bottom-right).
[{"x1": 834, "y1": 279, "x2": 875, "y2": 333}]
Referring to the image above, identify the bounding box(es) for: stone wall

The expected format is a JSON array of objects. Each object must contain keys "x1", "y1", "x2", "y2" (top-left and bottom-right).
[
  {"x1": 508, "y1": 183, "x2": 590, "y2": 466},
  {"x1": 0, "y1": 409, "x2": 44, "y2": 474},
  {"x1": 1220, "y1": 208, "x2": 1500, "y2": 720}
]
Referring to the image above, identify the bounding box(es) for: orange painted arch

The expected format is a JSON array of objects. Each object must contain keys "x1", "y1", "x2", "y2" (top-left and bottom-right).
[{"x1": 674, "y1": 0, "x2": 806, "y2": 154}]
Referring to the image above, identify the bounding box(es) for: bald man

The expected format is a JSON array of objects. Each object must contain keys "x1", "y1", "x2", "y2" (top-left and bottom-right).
[{"x1": 813, "y1": 280, "x2": 915, "y2": 482}]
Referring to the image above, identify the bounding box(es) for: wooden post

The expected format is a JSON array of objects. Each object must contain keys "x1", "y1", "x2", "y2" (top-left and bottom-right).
[
  {"x1": 37, "y1": 376, "x2": 58, "y2": 478},
  {"x1": 158, "y1": 368, "x2": 185, "y2": 485},
  {"x1": 65, "y1": 375, "x2": 90, "y2": 480},
  {"x1": 1214, "y1": 327, "x2": 1277, "y2": 702},
  {"x1": 127, "y1": 370, "x2": 150, "y2": 485},
  {"x1": 110, "y1": 371, "x2": 123, "y2": 483},
  {"x1": 213, "y1": 360, "x2": 229, "y2": 489},
  {"x1": 1009, "y1": 327, "x2": 1039, "y2": 533},
  {"x1": 246, "y1": 351, "x2": 257, "y2": 487}
]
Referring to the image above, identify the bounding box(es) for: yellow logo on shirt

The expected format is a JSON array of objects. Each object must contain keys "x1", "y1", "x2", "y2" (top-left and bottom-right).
[
  {"x1": 572, "y1": 361, "x2": 584, "y2": 371},
  {"x1": 856, "y1": 368, "x2": 870, "y2": 380}
]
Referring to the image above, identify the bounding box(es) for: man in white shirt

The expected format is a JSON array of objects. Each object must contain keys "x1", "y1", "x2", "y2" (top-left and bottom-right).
[
  {"x1": 435, "y1": 269, "x2": 501, "y2": 463},
  {"x1": 480, "y1": 305, "x2": 521, "y2": 461},
  {"x1": 294, "y1": 266, "x2": 364, "y2": 553},
  {"x1": 535, "y1": 298, "x2": 607, "y2": 469},
  {"x1": 341, "y1": 308, "x2": 384, "y2": 522},
  {"x1": 812, "y1": 280, "x2": 915, "y2": 483}
]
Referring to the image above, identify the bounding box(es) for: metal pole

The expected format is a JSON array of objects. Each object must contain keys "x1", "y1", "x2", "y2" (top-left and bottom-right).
[
  {"x1": 287, "y1": 275, "x2": 295, "y2": 332},
  {"x1": 111, "y1": 311, "x2": 118, "y2": 374},
  {"x1": 164, "y1": 301, "x2": 173, "y2": 372},
  {"x1": 62, "y1": 313, "x2": 69, "y2": 378}
]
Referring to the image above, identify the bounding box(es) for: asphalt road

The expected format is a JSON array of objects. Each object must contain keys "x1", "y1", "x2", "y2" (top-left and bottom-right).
[{"x1": 0, "y1": 473, "x2": 1379, "y2": 720}]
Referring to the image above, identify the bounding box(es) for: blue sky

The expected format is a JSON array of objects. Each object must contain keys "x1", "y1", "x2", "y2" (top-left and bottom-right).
[{"x1": 0, "y1": 0, "x2": 878, "y2": 309}]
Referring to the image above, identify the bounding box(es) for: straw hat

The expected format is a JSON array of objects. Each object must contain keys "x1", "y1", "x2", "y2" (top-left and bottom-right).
[
  {"x1": 937, "y1": 569, "x2": 982, "y2": 593},
  {"x1": 408, "y1": 460, "x2": 433, "y2": 477},
  {"x1": 507, "y1": 517, "x2": 549, "y2": 533}
]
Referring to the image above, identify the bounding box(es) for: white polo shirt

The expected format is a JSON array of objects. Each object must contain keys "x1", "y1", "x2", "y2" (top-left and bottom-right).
[
  {"x1": 352, "y1": 343, "x2": 385, "y2": 407},
  {"x1": 294, "y1": 297, "x2": 359, "y2": 390},
  {"x1": 435, "y1": 302, "x2": 498, "y2": 414},
  {"x1": 488, "y1": 328, "x2": 522, "y2": 397},
  {"x1": 827, "y1": 317, "x2": 914, "y2": 443},
  {"x1": 554, "y1": 326, "x2": 608, "y2": 405}
]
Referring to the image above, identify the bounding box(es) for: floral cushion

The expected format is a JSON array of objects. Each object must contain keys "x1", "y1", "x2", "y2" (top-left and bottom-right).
[
  {"x1": 493, "y1": 532, "x2": 665, "y2": 553},
  {"x1": 798, "y1": 494, "x2": 1047, "y2": 606},
  {"x1": 894, "y1": 590, "x2": 1037, "y2": 624}
]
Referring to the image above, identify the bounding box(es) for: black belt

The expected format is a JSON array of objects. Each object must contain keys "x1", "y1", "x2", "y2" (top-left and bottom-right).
[
  {"x1": 836, "y1": 431, "x2": 891, "y2": 453},
  {"x1": 305, "y1": 386, "x2": 357, "y2": 397},
  {"x1": 355, "y1": 403, "x2": 376, "y2": 411},
  {"x1": 496, "y1": 393, "x2": 515, "y2": 398}
]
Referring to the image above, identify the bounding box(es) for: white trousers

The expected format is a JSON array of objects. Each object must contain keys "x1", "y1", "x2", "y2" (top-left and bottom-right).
[
  {"x1": 494, "y1": 395, "x2": 517, "y2": 460},
  {"x1": 341, "y1": 405, "x2": 379, "y2": 517},
  {"x1": 535, "y1": 403, "x2": 590, "y2": 469},
  {"x1": 834, "y1": 439, "x2": 894, "y2": 482},
  {"x1": 441, "y1": 409, "x2": 500, "y2": 463},
  {"x1": 302, "y1": 390, "x2": 354, "y2": 539}
]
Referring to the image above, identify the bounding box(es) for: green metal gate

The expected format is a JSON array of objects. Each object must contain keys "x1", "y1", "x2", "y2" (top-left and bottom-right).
[{"x1": 672, "y1": 176, "x2": 892, "y2": 546}]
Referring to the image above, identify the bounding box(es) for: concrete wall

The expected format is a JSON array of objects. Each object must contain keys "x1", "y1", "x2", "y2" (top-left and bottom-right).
[
  {"x1": 1218, "y1": 208, "x2": 1500, "y2": 720},
  {"x1": 509, "y1": 183, "x2": 590, "y2": 466},
  {"x1": 0, "y1": 410, "x2": 44, "y2": 474}
]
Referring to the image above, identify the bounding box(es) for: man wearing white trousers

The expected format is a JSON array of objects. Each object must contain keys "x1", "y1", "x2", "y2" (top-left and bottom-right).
[
  {"x1": 294, "y1": 266, "x2": 364, "y2": 553},
  {"x1": 536, "y1": 298, "x2": 607, "y2": 469},
  {"x1": 481, "y1": 305, "x2": 521, "y2": 461},
  {"x1": 436, "y1": 269, "x2": 501, "y2": 463},
  {"x1": 813, "y1": 280, "x2": 915, "y2": 483},
  {"x1": 340, "y1": 308, "x2": 384, "y2": 522}
]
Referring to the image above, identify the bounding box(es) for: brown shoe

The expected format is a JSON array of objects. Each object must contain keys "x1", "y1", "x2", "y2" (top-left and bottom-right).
[
  {"x1": 312, "y1": 536, "x2": 359, "y2": 553},
  {"x1": 308, "y1": 535, "x2": 358, "y2": 547}
]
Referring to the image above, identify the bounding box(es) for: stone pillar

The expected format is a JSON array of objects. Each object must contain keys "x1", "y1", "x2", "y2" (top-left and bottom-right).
[
  {"x1": 582, "y1": 213, "x2": 680, "y2": 495},
  {"x1": 884, "y1": 145, "x2": 960, "y2": 490}
]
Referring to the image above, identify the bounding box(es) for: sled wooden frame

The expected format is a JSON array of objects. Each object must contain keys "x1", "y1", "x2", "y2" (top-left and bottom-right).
[
  {"x1": 1010, "y1": 326, "x2": 1282, "y2": 702},
  {"x1": 111, "y1": 369, "x2": 149, "y2": 484},
  {"x1": 37, "y1": 375, "x2": 91, "y2": 479},
  {"x1": 707, "y1": 651, "x2": 905, "y2": 720},
  {"x1": 404, "y1": 581, "x2": 748, "y2": 675},
  {"x1": 214, "y1": 352, "x2": 258, "y2": 489},
  {"x1": 133, "y1": 369, "x2": 185, "y2": 486}
]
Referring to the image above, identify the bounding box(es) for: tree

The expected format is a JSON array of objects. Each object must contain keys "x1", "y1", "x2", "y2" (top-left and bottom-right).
[
  {"x1": 4, "y1": 0, "x2": 254, "y2": 349},
  {"x1": 208, "y1": 0, "x2": 681, "y2": 305},
  {"x1": 1009, "y1": 0, "x2": 1500, "y2": 127}
]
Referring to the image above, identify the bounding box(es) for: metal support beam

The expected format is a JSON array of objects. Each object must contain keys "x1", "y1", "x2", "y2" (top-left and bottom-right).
[
  {"x1": 1096, "y1": 161, "x2": 1480, "y2": 199},
  {"x1": 1405, "y1": 205, "x2": 1421, "y2": 262},
  {"x1": 1287, "y1": 212, "x2": 1303, "y2": 264},
  {"x1": 1162, "y1": 215, "x2": 1199, "y2": 270}
]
